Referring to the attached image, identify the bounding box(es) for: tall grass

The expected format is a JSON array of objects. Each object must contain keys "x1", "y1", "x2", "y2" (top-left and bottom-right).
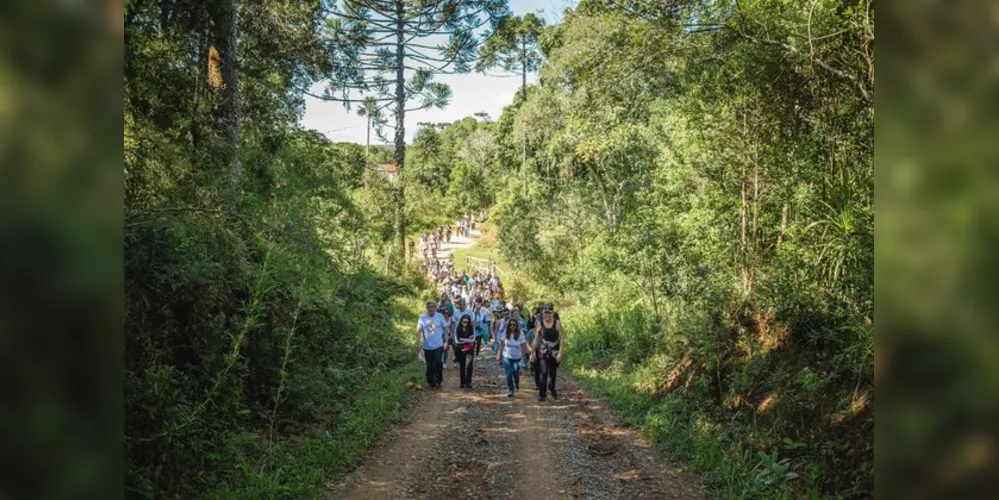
[
  {"x1": 564, "y1": 298, "x2": 870, "y2": 499},
  {"x1": 207, "y1": 362, "x2": 424, "y2": 499}
]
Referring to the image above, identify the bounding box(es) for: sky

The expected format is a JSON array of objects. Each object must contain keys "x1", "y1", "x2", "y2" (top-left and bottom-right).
[{"x1": 299, "y1": 0, "x2": 577, "y2": 146}]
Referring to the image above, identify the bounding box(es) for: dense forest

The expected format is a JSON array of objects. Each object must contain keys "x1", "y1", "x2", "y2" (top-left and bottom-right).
[
  {"x1": 488, "y1": 1, "x2": 874, "y2": 497},
  {"x1": 125, "y1": 0, "x2": 872, "y2": 498}
]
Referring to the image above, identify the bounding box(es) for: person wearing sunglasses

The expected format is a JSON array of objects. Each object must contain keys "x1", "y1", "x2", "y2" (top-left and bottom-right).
[
  {"x1": 496, "y1": 319, "x2": 531, "y2": 398},
  {"x1": 532, "y1": 303, "x2": 564, "y2": 401}
]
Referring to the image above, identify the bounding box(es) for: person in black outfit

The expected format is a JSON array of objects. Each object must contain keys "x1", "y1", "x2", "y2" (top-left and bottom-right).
[
  {"x1": 454, "y1": 315, "x2": 476, "y2": 388},
  {"x1": 532, "y1": 303, "x2": 564, "y2": 401}
]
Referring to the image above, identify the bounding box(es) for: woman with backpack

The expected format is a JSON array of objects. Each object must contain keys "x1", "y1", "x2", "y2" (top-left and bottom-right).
[
  {"x1": 496, "y1": 320, "x2": 531, "y2": 398},
  {"x1": 533, "y1": 303, "x2": 564, "y2": 401}
]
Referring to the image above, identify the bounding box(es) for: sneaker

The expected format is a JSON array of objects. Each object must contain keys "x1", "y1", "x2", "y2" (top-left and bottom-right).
[
  {"x1": 507, "y1": 391, "x2": 514, "y2": 398},
  {"x1": 551, "y1": 389, "x2": 558, "y2": 399},
  {"x1": 538, "y1": 396, "x2": 546, "y2": 402}
]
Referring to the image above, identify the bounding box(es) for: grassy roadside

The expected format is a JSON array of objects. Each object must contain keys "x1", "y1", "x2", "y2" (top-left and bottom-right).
[
  {"x1": 565, "y1": 353, "x2": 805, "y2": 500},
  {"x1": 451, "y1": 223, "x2": 506, "y2": 274},
  {"x1": 202, "y1": 291, "x2": 432, "y2": 499},
  {"x1": 207, "y1": 361, "x2": 424, "y2": 499},
  {"x1": 451, "y1": 243, "x2": 505, "y2": 274}
]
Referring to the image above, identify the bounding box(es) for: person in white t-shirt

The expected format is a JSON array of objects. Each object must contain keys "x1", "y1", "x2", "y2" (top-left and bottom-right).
[
  {"x1": 416, "y1": 300, "x2": 449, "y2": 389},
  {"x1": 496, "y1": 320, "x2": 531, "y2": 398}
]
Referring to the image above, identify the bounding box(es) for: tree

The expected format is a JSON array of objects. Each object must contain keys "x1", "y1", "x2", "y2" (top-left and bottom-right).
[
  {"x1": 476, "y1": 13, "x2": 546, "y2": 102},
  {"x1": 209, "y1": 0, "x2": 240, "y2": 192},
  {"x1": 317, "y1": 0, "x2": 510, "y2": 265}
]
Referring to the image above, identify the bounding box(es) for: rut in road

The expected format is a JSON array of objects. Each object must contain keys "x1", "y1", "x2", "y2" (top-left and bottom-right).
[{"x1": 330, "y1": 353, "x2": 703, "y2": 500}]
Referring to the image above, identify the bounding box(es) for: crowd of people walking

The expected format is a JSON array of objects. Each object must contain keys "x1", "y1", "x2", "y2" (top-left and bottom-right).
[
  {"x1": 417, "y1": 297, "x2": 565, "y2": 401},
  {"x1": 414, "y1": 212, "x2": 565, "y2": 401}
]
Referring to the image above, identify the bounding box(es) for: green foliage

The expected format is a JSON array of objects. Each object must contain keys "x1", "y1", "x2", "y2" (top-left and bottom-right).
[
  {"x1": 205, "y1": 363, "x2": 424, "y2": 499},
  {"x1": 406, "y1": 116, "x2": 500, "y2": 217},
  {"x1": 125, "y1": 1, "x2": 435, "y2": 496},
  {"x1": 481, "y1": 1, "x2": 873, "y2": 498}
]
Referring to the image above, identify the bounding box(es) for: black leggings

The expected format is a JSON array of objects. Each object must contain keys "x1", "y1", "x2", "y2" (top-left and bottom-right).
[
  {"x1": 456, "y1": 347, "x2": 474, "y2": 386},
  {"x1": 539, "y1": 352, "x2": 559, "y2": 398}
]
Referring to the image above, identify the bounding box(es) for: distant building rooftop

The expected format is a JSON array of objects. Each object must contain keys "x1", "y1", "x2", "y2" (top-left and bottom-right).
[{"x1": 370, "y1": 163, "x2": 398, "y2": 183}]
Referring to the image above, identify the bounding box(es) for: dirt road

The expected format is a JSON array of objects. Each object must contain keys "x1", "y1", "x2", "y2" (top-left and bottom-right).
[{"x1": 329, "y1": 354, "x2": 703, "y2": 500}]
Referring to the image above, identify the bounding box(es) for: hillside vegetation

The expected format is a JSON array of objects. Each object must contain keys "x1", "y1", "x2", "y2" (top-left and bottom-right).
[
  {"x1": 408, "y1": 1, "x2": 874, "y2": 497},
  {"x1": 125, "y1": 0, "x2": 872, "y2": 498}
]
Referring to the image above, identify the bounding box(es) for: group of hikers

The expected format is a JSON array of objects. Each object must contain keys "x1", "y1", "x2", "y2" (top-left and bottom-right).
[
  {"x1": 424, "y1": 261, "x2": 505, "y2": 302},
  {"x1": 415, "y1": 212, "x2": 502, "y2": 293},
  {"x1": 412, "y1": 213, "x2": 479, "y2": 263},
  {"x1": 413, "y1": 209, "x2": 562, "y2": 401},
  {"x1": 416, "y1": 293, "x2": 564, "y2": 402}
]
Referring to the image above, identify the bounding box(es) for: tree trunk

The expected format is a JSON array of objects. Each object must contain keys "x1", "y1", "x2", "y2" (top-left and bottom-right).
[
  {"x1": 521, "y1": 40, "x2": 528, "y2": 197},
  {"x1": 521, "y1": 39, "x2": 528, "y2": 102},
  {"x1": 364, "y1": 113, "x2": 371, "y2": 189},
  {"x1": 210, "y1": 0, "x2": 240, "y2": 195},
  {"x1": 190, "y1": 26, "x2": 208, "y2": 163},
  {"x1": 740, "y1": 172, "x2": 749, "y2": 298},
  {"x1": 645, "y1": 251, "x2": 660, "y2": 321},
  {"x1": 750, "y1": 158, "x2": 758, "y2": 296},
  {"x1": 392, "y1": 0, "x2": 407, "y2": 268}
]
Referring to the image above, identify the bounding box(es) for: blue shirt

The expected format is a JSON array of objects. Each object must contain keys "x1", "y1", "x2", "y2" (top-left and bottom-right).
[{"x1": 417, "y1": 312, "x2": 448, "y2": 350}]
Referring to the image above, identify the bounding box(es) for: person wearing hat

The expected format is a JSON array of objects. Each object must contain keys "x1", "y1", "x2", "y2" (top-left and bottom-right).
[
  {"x1": 417, "y1": 300, "x2": 449, "y2": 389},
  {"x1": 532, "y1": 303, "x2": 564, "y2": 401}
]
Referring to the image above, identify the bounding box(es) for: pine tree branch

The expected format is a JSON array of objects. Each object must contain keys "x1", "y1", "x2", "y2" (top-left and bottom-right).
[
  {"x1": 300, "y1": 87, "x2": 394, "y2": 103},
  {"x1": 328, "y1": 8, "x2": 396, "y2": 31},
  {"x1": 406, "y1": 46, "x2": 450, "y2": 62}
]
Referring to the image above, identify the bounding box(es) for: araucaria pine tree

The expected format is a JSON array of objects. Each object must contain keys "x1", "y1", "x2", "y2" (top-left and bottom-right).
[
  {"x1": 476, "y1": 12, "x2": 545, "y2": 102},
  {"x1": 318, "y1": 0, "x2": 510, "y2": 264}
]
